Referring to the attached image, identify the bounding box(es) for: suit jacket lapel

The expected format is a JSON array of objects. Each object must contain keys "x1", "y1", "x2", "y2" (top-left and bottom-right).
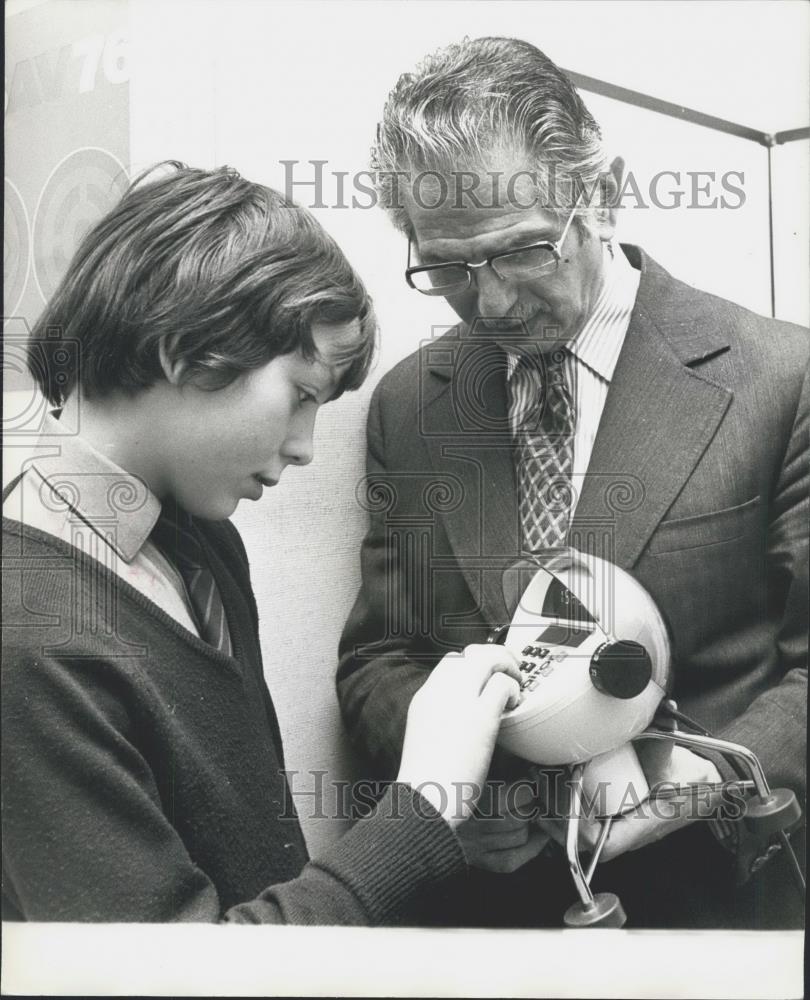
[
  {"x1": 419, "y1": 249, "x2": 734, "y2": 618},
  {"x1": 421, "y1": 334, "x2": 518, "y2": 626},
  {"x1": 571, "y1": 250, "x2": 733, "y2": 568}
]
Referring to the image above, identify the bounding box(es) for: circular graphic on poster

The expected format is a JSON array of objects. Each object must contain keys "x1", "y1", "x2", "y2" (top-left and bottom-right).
[
  {"x1": 32, "y1": 147, "x2": 129, "y2": 302},
  {"x1": 1, "y1": 333, "x2": 50, "y2": 434},
  {"x1": 4, "y1": 178, "x2": 31, "y2": 316}
]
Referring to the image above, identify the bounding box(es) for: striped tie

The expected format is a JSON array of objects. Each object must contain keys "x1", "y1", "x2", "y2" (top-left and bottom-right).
[
  {"x1": 151, "y1": 504, "x2": 233, "y2": 656},
  {"x1": 510, "y1": 347, "x2": 577, "y2": 554}
]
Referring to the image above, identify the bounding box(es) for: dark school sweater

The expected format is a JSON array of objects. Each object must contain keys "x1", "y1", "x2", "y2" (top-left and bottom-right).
[{"x1": 1, "y1": 515, "x2": 465, "y2": 922}]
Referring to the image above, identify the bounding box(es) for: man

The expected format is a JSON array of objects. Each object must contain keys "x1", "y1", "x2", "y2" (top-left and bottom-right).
[
  {"x1": 2, "y1": 162, "x2": 525, "y2": 921},
  {"x1": 337, "y1": 36, "x2": 807, "y2": 928}
]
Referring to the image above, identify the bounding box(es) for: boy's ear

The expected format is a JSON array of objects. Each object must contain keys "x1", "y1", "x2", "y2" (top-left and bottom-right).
[{"x1": 158, "y1": 337, "x2": 186, "y2": 385}]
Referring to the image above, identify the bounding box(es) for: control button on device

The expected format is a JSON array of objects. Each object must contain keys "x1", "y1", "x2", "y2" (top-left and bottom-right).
[{"x1": 589, "y1": 640, "x2": 652, "y2": 699}]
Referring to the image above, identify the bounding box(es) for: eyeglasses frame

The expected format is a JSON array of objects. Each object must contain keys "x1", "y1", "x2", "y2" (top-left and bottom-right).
[{"x1": 405, "y1": 195, "x2": 583, "y2": 296}]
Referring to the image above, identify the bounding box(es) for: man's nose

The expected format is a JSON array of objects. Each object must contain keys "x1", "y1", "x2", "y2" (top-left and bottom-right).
[{"x1": 473, "y1": 265, "x2": 518, "y2": 317}]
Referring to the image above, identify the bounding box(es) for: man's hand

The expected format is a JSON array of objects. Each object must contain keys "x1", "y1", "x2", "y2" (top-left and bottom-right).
[
  {"x1": 600, "y1": 743, "x2": 724, "y2": 861},
  {"x1": 536, "y1": 744, "x2": 724, "y2": 862},
  {"x1": 455, "y1": 779, "x2": 550, "y2": 872},
  {"x1": 396, "y1": 645, "x2": 524, "y2": 830}
]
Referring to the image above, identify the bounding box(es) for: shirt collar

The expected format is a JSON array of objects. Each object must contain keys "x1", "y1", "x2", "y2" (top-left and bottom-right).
[
  {"x1": 29, "y1": 412, "x2": 162, "y2": 563},
  {"x1": 505, "y1": 242, "x2": 640, "y2": 383},
  {"x1": 567, "y1": 242, "x2": 640, "y2": 382}
]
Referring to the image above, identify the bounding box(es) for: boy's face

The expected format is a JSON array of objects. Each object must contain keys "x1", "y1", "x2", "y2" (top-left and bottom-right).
[{"x1": 158, "y1": 319, "x2": 361, "y2": 519}]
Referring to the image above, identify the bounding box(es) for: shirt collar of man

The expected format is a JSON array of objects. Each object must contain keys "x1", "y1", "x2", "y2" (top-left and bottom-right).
[
  {"x1": 28, "y1": 411, "x2": 162, "y2": 563},
  {"x1": 505, "y1": 241, "x2": 640, "y2": 383}
]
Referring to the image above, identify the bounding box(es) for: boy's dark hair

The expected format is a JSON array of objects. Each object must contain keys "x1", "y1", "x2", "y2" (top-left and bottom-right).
[{"x1": 28, "y1": 162, "x2": 376, "y2": 405}]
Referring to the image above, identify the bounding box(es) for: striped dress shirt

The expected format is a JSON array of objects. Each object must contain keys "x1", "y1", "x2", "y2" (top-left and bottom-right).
[{"x1": 506, "y1": 242, "x2": 641, "y2": 517}]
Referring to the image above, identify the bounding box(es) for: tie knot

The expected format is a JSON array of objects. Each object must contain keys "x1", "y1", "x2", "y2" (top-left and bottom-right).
[
  {"x1": 151, "y1": 504, "x2": 204, "y2": 570},
  {"x1": 512, "y1": 346, "x2": 567, "y2": 385},
  {"x1": 509, "y1": 347, "x2": 572, "y2": 430},
  {"x1": 149, "y1": 503, "x2": 232, "y2": 655}
]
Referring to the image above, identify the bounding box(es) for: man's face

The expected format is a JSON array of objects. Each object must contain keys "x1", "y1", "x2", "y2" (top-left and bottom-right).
[
  {"x1": 158, "y1": 319, "x2": 361, "y2": 519},
  {"x1": 405, "y1": 160, "x2": 614, "y2": 350}
]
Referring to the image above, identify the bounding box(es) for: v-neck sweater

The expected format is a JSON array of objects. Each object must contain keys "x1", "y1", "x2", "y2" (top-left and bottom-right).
[{"x1": 1, "y1": 516, "x2": 465, "y2": 923}]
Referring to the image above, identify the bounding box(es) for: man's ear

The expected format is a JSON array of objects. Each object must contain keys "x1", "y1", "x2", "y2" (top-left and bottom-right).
[
  {"x1": 593, "y1": 155, "x2": 625, "y2": 240},
  {"x1": 158, "y1": 337, "x2": 186, "y2": 385}
]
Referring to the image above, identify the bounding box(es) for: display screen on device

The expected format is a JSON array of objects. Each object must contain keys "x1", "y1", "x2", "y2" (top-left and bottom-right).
[
  {"x1": 537, "y1": 624, "x2": 592, "y2": 648},
  {"x1": 541, "y1": 579, "x2": 596, "y2": 624}
]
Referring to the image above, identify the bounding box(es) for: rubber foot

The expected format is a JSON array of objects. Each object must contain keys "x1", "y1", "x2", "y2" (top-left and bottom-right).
[
  {"x1": 743, "y1": 788, "x2": 802, "y2": 836},
  {"x1": 563, "y1": 892, "x2": 627, "y2": 928}
]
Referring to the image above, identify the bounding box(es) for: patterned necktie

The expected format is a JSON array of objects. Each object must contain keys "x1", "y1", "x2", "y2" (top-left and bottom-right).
[
  {"x1": 150, "y1": 504, "x2": 233, "y2": 656},
  {"x1": 509, "y1": 347, "x2": 577, "y2": 554}
]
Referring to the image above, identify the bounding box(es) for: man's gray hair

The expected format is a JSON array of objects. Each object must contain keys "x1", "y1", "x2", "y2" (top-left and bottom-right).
[{"x1": 372, "y1": 36, "x2": 610, "y2": 235}]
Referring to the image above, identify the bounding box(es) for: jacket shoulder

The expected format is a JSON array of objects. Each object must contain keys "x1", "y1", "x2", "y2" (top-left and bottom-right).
[
  {"x1": 371, "y1": 325, "x2": 462, "y2": 409},
  {"x1": 632, "y1": 245, "x2": 809, "y2": 374}
]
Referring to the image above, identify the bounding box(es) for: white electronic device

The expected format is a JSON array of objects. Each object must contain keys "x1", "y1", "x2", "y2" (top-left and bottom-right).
[
  {"x1": 489, "y1": 549, "x2": 802, "y2": 927},
  {"x1": 497, "y1": 550, "x2": 668, "y2": 816}
]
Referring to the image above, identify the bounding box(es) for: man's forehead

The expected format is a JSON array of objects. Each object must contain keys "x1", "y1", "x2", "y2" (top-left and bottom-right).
[
  {"x1": 412, "y1": 202, "x2": 555, "y2": 237},
  {"x1": 409, "y1": 199, "x2": 560, "y2": 256},
  {"x1": 403, "y1": 164, "x2": 563, "y2": 250},
  {"x1": 404, "y1": 162, "x2": 543, "y2": 210}
]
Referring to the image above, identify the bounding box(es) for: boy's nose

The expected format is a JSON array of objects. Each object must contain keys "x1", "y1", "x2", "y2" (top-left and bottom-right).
[
  {"x1": 283, "y1": 416, "x2": 315, "y2": 466},
  {"x1": 286, "y1": 437, "x2": 314, "y2": 466}
]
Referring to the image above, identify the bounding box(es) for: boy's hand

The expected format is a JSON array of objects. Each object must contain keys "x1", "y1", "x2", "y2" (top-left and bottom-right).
[{"x1": 396, "y1": 645, "x2": 523, "y2": 830}]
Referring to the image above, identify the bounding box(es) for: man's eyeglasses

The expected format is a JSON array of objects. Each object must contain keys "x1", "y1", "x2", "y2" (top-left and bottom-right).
[{"x1": 405, "y1": 198, "x2": 581, "y2": 297}]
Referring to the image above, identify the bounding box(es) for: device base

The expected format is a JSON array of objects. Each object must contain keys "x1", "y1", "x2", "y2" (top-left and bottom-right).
[
  {"x1": 563, "y1": 892, "x2": 627, "y2": 928},
  {"x1": 744, "y1": 788, "x2": 801, "y2": 835}
]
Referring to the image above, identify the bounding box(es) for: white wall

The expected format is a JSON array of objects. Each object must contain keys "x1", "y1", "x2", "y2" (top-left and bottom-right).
[
  {"x1": 7, "y1": 0, "x2": 809, "y2": 855},
  {"x1": 772, "y1": 138, "x2": 810, "y2": 326}
]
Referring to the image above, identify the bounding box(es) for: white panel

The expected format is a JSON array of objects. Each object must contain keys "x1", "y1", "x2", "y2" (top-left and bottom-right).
[{"x1": 772, "y1": 139, "x2": 810, "y2": 327}]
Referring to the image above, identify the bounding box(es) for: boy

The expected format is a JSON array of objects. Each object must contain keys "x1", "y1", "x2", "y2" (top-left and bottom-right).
[{"x1": 2, "y1": 163, "x2": 524, "y2": 922}]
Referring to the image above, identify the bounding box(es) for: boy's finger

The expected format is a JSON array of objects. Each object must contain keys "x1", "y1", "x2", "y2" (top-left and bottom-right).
[{"x1": 480, "y1": 671, "x2": 522, "y2": 712}]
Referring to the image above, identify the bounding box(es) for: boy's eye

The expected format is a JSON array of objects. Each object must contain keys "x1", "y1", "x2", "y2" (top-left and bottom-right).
[{"x1": 297, "y1": 388, "x2": 317, "y2": 405}]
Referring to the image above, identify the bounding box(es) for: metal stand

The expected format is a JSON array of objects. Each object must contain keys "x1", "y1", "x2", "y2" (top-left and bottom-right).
[
  {"x1": 562, "y1": 764, "x2": 627, "y2": 928},
  {"x1": 638, "y1": 727, "x2": 802, "y2": 833},
  {"x1": 560, "y1": 727, "x2": 802, "y2": 928}
]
